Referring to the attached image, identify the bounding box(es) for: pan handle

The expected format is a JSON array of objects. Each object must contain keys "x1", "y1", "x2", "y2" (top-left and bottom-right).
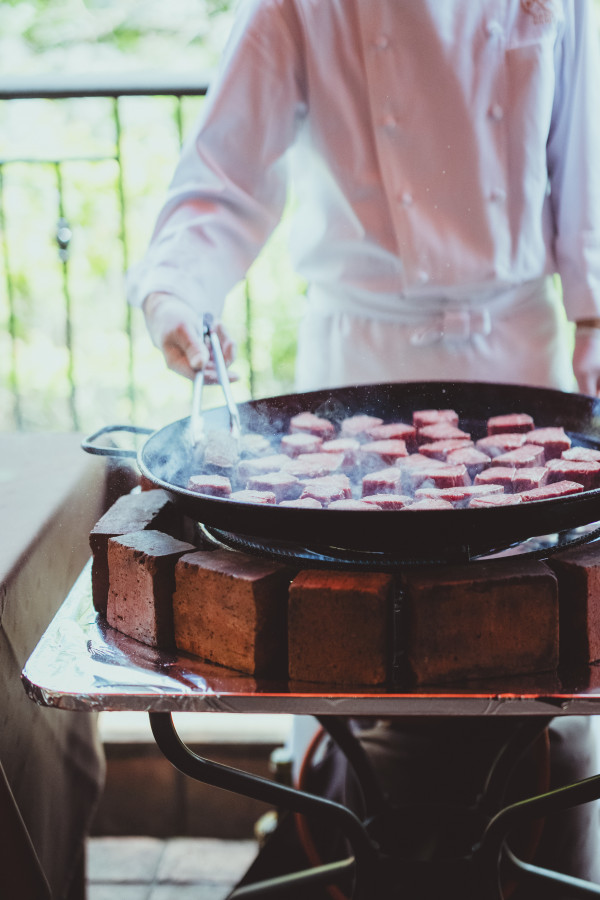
[{"x1": 81, "y1": 424, "x2": 154, "y2": 459}]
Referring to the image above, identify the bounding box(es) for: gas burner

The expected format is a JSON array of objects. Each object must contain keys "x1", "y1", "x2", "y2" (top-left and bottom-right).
[{"x1": 198, "y1": 521, "x2": 600, "y2": 570}]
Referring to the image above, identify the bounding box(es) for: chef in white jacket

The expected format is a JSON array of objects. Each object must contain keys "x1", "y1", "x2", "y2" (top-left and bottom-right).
[{"x1": 130, "y1": 0, "x2": 600, "y2": 892}]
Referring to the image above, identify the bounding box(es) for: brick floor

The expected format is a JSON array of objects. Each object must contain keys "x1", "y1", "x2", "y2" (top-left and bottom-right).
[{"x1": 87, "y1": 837, "x2": 258, "y2": 900}]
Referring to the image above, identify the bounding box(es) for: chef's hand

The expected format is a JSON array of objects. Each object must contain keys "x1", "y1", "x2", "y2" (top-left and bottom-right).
[
  {"x1": 142, "y1": 292, "x2": 236, "y2": 382},
  {"x1": 573, "y1": 321, "x2": 600, "y2": 396}
]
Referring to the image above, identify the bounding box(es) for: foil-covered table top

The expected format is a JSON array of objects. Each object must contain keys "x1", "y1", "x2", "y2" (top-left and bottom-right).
[{"x1": 21, "y1": 560, "x2": 600, "y2": 716}]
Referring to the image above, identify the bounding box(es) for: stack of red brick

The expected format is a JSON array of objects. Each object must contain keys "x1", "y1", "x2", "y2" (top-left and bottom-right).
[{"x1": 89, "y1": 489, "x2": 600, "y2": 687}]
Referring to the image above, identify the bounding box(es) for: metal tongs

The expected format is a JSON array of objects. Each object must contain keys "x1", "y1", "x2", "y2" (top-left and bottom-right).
[{"x1": 190, "y1": 313, "x2": 242, "y2": 448}]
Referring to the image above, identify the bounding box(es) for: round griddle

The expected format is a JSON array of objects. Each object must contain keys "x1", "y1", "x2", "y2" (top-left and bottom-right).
[{"x1": 84, "y1": 381, "x2": 600, "y2": 561}]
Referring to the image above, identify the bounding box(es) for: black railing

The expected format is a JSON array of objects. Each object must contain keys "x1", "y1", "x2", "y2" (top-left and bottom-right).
[{"x1": 0, "y1": 74, "x2": 300, "y2": 433}]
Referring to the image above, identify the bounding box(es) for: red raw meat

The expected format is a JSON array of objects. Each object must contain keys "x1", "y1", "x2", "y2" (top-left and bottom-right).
[
  {"x1": 279, "y1": 497, "x2": 323, "y2": 509},
  {"x1": 563, "y1": 447, "x2": 600, "y2": 462},
  {"x1": 340, "y1": 414, "x2": 384, "y2": 439},
  {"x1": 187, "y1": 474, "x2": 232, "y2": 497},
  {"x1": 446, "y1": 447, "x2": 492, "y2": 478},
  {"x1": 417, "y1": 423, "x2": 471, "y2": 444},
  {"x1": 412, "y1": 409, "x2": 459, "y2": 428},
  {"x1": 513, "y1": 467, "x2": 549, "y2": 493},
  {"x1": 487, "y1": 413, "x2": 534, "y2": 435},
  {"x1": 366, "y1": 422, "x2": 417, "y2": 450},
  {"x1": 362, "y1": 467, "x2": 404, "y2": 496},
  {"x1": 328, "y1": 499, "x2": 378, "y2": 510},
  {"x1": 545, "y1": 458, "x2": 600, "y2": 491},
  {"x1": 289, "y1": 411, "x2": 336, "y2": 439},
  {"x1": 359, "y1": 439, "x2": 408, "y2": 468},
  {"x1": 525, "y1": 427, "x2": 571, "y2": 460},
  {"x1": 419, "y1": 438, "x2": 473, "y2": 461},
  {"x1": 281, "y1": 433, "x2": 323, "y2": 457},
  {"x1": 475, "y1": 433, "x2": 527, "y2": 457},
  {"x1": 469, "y1": 494, "x2": 523, "y2": 507},
  {"x1": 474, "y1": 466, "x2": 517, "y2": 492},
  {"x1": 519, "y1": 481, "x2": 585, "y2": 502},
  {"x1": 284, "y1": 452, "x2": 345, "y2": 478},
  {"x1": 247, "y1": 472, "x2": 303, "y2": 502},
  {"x1": 492, "y1": 445, "x2": 545, "y2": 468},
  {"x1": 229, "y1": 490, "x2": 277, "y2": 504},
  {"x1": 361, "y1": 493, "x2": 413, "y2": 509},
  {"x1": 406, "y1": 498, "x2": 454, "y2": 510}
]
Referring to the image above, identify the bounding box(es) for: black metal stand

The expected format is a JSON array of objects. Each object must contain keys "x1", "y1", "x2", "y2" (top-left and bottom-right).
[{"x1": 149, "y1": 712, "x2": 600, "y2": 899}]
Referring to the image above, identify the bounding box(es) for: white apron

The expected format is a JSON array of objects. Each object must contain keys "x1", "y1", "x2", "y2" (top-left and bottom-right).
[{"x1": 295, "y1": 276, "x2": 575, "y2": 393}]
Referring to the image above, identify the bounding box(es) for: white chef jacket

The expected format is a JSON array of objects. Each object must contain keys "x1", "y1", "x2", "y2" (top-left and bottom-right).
[{"x1": 128, "y1": 0, "x2": 600, "y2": 391}]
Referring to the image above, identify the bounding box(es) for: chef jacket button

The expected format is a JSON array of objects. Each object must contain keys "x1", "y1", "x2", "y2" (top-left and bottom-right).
[
  {"x1": 486, "y1": 20, "x2": 504, "y2": 39},
  {"x1": 382, "y1": 113, "x2": 398, "y2": 130},
  {"x1": 490, "y1": 187, "x2": 506, "y2": 203},
  {"x1": 489, "y1": 103, "x2": 504, "y2": 121},
  {"x1": 374, "y1": 34, "x2": 389, "y2": 49},
  {"x1": 399, "y1": 191, "x2": 413, "y2": 207}
]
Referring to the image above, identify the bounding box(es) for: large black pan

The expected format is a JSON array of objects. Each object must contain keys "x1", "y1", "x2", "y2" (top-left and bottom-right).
[{"x1": 83, "y1": 381, "x2": 600, "y2": 561}]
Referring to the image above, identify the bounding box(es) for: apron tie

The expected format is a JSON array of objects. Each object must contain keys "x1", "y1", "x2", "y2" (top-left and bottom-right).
[{"x1": 409, "y1": 306, "x2": 492, "y2": 347}]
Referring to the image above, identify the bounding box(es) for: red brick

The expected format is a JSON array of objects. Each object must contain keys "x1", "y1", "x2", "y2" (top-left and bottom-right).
[
  {"x1": 89, "y1": 489, "x2": 188, "y2": 615},
  {"x1": 548, "y1": 543, "x2": 600, "y2": 664},
  {"x1": 173, "y1": 550, "x2": 291, "y2": 676},
  {"x1": 107, "y1": 530, "x2": 196, "y2": 648},
  {"x1": 399, "y1": 560, "x2": 558, "y2": 684},
  {"x1": 288, "y1": 570, "x2": 393, "y2": 685}
]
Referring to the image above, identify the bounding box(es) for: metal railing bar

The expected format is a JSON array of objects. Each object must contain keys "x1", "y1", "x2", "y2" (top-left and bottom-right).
[
  {"x1": 112, "y1": 96, "x2": 136, "y2": 418},
  {"x1": 0, "y1": 164, "x2": 23, "y2": 428},
  {"x1": 54, "y1": 162, "x2": 79, "y2": 430},
  {"x1": 0, "y1": 156, "x2": 119, "y2": 166},
  {"x1": 0, "y1": 73, "x2": 209, "y2": 100}
]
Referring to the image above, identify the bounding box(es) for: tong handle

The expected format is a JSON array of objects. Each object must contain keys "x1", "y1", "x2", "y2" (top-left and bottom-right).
[{"x1": 204, "y1": 314, "x2": 242, "y2": 439}]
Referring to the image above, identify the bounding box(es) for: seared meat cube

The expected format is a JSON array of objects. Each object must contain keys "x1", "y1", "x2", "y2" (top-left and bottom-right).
[
  {"x1": 486, "y1": 413, "x2": 534, "y2": 435},
  {"x1": 362, "y1": 467, "x2": 404, "y2": 496},
  {"x1": 469, "y1": 494, "x2": 523, "y2": 507},
  {"x1": 284, "y1": 452, "x2": 345, "y2": 479},
  {"x1": 361, "y1": 493, "x2": 413, "y2": 509},
  {"x1": 238, "y1": 454, "x2": 290, "y2": 482},
  {"x1": 545, "y1": 458, "x2": 600, "y2": 491},
  {"x1": 328, "y1": 499, "x2": 378, "y2": 510},
  {"x1": 513, "y1": 467, "x2": 548, "y2": 493},
  {"x1": 562, "y1": 446, "x2": 600, "y2": 462},
  {"x1": 417, "y1": 423, "x2": 471, "y2": 445},
  {"x1": 321, "y1": 438, "x2": 361, "y2": 469},
  {"x1": 412, "y1": 409, "x2": 459, "y2": 428},
  {"x1": 340, "y1": 414, "x2": 384, "y2": 439},
  {"x1": 187, "y1": 474, "x2": 232, "y2": 497},
  {"x1": 446, "y1": 446, "x2": 491, "y2": 478},
  {"x1": 279, "y1": 497, "x2": 323, "y2": 509},
  {"x1": 419, "y1": 438, "x2": 473, "y2": 461},
  {"x1": 402, "y1": 463, "x2": 470, "y2": 493},
  {"x1": 229, "y1": 489, "x2": 277, "y2": 504},
  {"x1": 366, "y1": 422, "x2": 417, "y2": 451},
  {"x1": 474, "y1": 466, "x2": 517, "y2": 492},
  {"x1": 406, "y1": 498, "x2": 454, "y2": 510},
  {"x1": 289, "y1": 411, "x2": 336, "y2": 439},
  {"x1": 240, "y1": 433, "x2": 273, "y2": 458},
  {"x1": 492, "y1": 445, "x2": 545, "y2": 468},
  {"x1": 281, "y1": 432, "x2": 324, "y2": 457},
  {"x1": 525, "y1": 427, "x2": 571, "y2": 460},
  {"x1": 246, "y1": 472, "x2": 303, "y2": 502},
  {"x1": 415, "y1": 484, "x2": 503, "y2": 508},
  {"x1": 519, "y1": 481, "x2": 585, "y2": 502},
  {"x1": 359, "y1": 439, "x2": 408, "y2": 468},
  {"x1": 475, "y1": 433, "x2": 527, "y2": 457},
  {"x1": 300, "y1": 474, "x2": 352, "y2": 505}
]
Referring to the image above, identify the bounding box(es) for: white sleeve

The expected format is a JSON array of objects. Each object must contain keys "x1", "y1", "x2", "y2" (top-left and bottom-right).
[
  {"x1": 548, "y1": 0, "x2": 600, "y2": 321},
  {"x1": 127, "y1": 0, "x2": 307, "y2": 316}
]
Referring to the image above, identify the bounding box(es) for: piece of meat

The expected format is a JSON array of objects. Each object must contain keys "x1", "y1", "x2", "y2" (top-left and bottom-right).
[
  {"x1": 486, "y1": 413, "x2": 535, "y2": 435},
  {"x1": 406, "y1": 498, "x2": 454, "y2": 510},
  {"x1": 359, "y1": 439, "x2": 408, "y2": 468},
  {"x1": 492, "y1": 445, "x2": 545, "y2": 468},
  {"x1": 414, "y1": 484, "x2": 503, "y2": 508},
  {"x1": 525, "y1": 427, "x2": 571, "y2": 460},
  {"x1": 412, "y1": 409, "x2": 459, "y2": 428},
  {"x1": 283, "y1": 452, "x2": 345, "y2": 478},
  {"x1": 321, "y1": 438, "x2": 361, "y2": 469},
  {"x1": 366, "y1": 422, "x2": 417, "y2": 451},
  {"x1": 281, "y1": 432, "x2": 324, "y2": 457},
  {"x1": 229, "y1": 489, "x2": 277, "y2": 504},
  {"x1": 563, "y1": 446, "x2": 600, "y2": 463},
  {"x1": 469, "y1": 494, "x2": 523, "y2": 507},
  {"x1": 240, "y1": 433, "x2": 274, "y2": 458},
  {"x1": 545, "y1": 458, "x2": 600, "y2": 491},
  {"x1": 419, "y1": 439, "x2": 473, "y2": 461},
  {"x1": 187, "y1": 474, "x2": 232, "y2": 497},
  {"x1": 328, "y1": 499, "x2": 379, "y2": 510},
  {"x1": 289, "y1": 411, "x2": 336, "y2": 439},
  {"x1": 238, "y1": 454, "x2": 290, "y2": 482},
  {"x1": 475, "y1": 433, "x2": 528, "y2": 458},
  {"x1": 417, "y1": 423, "x2": 472, "y2": 445},
  {"x1": 203, "y1": 429, "x2": 240, "y2": 471},
  {"x1": 446, "y1": 447, "x2": 492, "y2": 478},
  {"x1": 361, "y1": 493, "x2": 413, "y2": 509},
  {"x1": 474, "y1": 466, "x2": 518, "y2": 492},
  {"x1": 362, "y1": 467, "x2": 404, "y2": 496},
  {"x1": 403, "y1": 463, "x2": 471, "y2": 493},
  {"x1": 279, "y1": 497, "x2": 323, "y2": 509},
  {"x1": 340, "y1": 414, "x2": 384, "y2": 439},
  {"x1": 519, "y1": 480, "x2": 585, "y2": 502},
  {"x1": 246, "y1": 471, "x2": 303, "y2": 502},
  {"x1": 300, "y1": 474, "x2": 353, "y2": 505},
  {"x1": 512, "y1": 467, "x2": 549, "y2": 493}
]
